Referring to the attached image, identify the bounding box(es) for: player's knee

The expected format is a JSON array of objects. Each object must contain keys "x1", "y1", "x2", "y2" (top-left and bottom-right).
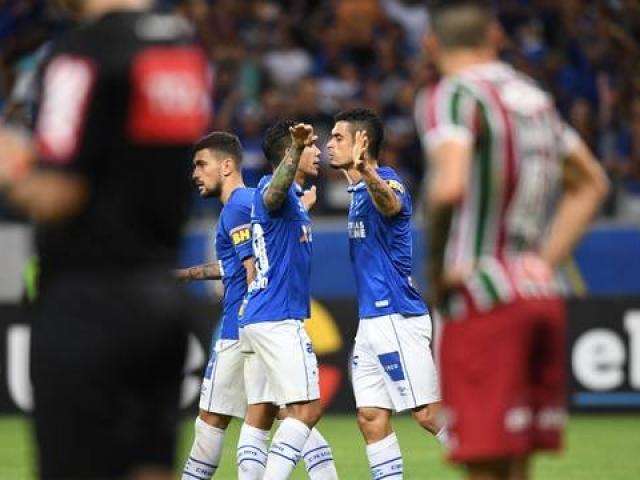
[
  {"x1": 357, "y1": 408, "x2": 390, "y2": 439},
  {"x1": 288, "y1": 400, "x2": 323, "y2": 427},
  {"x1": 198, "y1": 410, "x2": 232, "y2": 430},
  {"x1": 412, "y1": 402, "x2": 441, "y2": 435}
]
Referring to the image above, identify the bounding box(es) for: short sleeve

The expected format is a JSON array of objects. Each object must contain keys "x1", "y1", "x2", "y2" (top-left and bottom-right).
[
  {"x1": 382, "y1": 171, "x2": 411, "y2": 217},
  {"x1": 555, "y1": 117, "x2": 581, "y2": 159},
  {"x1": 223, "y1": 204, "x2": 253, "y2": 261},
  {"x1": 422, "y1": 80, "x2": 477, "y2": 152}
]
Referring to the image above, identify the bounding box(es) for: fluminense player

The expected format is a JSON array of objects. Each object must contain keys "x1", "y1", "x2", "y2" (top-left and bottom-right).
[
  {"x1": 327, "y1": 108, "x2": 448, "y2": 480},
  {"x1": 239, "y1": 120, "x2": 332, "y2": 480},
  {"x1": 176, "y1": 131, "x2": 336, "y2": 480},
  {"x1": 419, "y1": 3, "x2": 608, "y2": 479}
]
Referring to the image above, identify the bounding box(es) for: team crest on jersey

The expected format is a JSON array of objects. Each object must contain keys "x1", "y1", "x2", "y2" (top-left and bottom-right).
[
  {"x1": 230, "y1": 224, "x2": 251, "y2": 245},
  {"x1": 386, "y1": 179, "x2": 405, "y2": 194}
]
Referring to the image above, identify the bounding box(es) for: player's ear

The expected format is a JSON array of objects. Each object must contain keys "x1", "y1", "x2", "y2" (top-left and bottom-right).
[{"x1": 221, "y1": 157, "x2": 234, "y2": 176}]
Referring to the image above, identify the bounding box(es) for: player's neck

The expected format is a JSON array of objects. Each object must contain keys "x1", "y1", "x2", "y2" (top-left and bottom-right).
[
  {"x1": 294, "y1": 170, "x2": 306, "y2": 189},
  {"x1": 440, "y1": 48, "x2": 497, "y2": 76},
  {"x1": 220, "y1": 177, "x2": 245, "y2": 205},
  {"x1": 82, "y1": 0, "x2": 151, "y2": 19}
]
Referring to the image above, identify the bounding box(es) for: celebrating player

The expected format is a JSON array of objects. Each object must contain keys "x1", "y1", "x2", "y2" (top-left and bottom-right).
[
  {"x1": 327, "y1": 108, "x2": 447, "y2": 480},
  {"x1": 419, "y1": 3, "x2": 609, "y2": 479},
  {"x1": 239, "y1": 120, "x2": 329, "y2": 480},
  {"x1": 178, "y1": 131, "x2": 337, "y2": 480}
]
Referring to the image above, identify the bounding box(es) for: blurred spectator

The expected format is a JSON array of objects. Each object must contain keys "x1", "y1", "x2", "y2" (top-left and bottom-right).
[{"x1": 2, "y1": 0, "x2": 640, "y2": 220}]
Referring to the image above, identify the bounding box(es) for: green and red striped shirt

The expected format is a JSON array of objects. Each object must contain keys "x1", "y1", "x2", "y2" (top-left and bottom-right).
[{"x1": 417, "y1": 62, "x2": 579, "y2": 316}]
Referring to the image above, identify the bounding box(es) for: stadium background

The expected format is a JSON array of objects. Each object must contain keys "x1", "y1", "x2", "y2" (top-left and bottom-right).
[{"x1": 0, "y1": 0, "x2": 639, "y2": 478}]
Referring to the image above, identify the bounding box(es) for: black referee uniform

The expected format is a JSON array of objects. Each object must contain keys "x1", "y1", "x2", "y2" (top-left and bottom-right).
[{"x1": 30, "y1": 10, "x2": 211, "y2": 479}]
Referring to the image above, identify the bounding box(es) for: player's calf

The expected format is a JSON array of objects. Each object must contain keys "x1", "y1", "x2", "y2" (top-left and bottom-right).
[
  {"x1": 182, "y1": 410, "x2": 231, "y2": 480},
  {"x1": 412, "y1": 401, "x2": 449, "y2": 445}
]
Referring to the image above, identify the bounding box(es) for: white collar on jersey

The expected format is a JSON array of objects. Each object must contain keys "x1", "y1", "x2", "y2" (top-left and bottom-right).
[
  {"x1": 461, "y1": 60, "x2": 513, "y2": 78},
  {"x1": 347, "y1": 181, "x2": 367, "y2": 193}
]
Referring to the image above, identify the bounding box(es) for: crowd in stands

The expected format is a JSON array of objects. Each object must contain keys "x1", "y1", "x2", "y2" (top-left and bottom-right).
[{"x1": 1, "y1": 0, "x2": 639, "y2": 220}]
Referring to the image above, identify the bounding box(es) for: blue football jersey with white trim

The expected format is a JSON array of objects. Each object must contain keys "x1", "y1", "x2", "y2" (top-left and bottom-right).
[
  {"x1": 239, "y1": 175, "x2": 312, "y2": 325},
  {"x1": 348, "y1": 167, "x2": 427, "y2": 319},
  {"x1": 215, "y1": 187, "x2": 255, "y2": 340}
]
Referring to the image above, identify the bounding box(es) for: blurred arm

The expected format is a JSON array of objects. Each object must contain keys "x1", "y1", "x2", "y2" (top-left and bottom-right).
[
  {"x1": 541, "y1": 138, "x2": 609, "y2": 269},
  {"x1": 175, "y1": 262, "x2": 222, "y2": 282}
]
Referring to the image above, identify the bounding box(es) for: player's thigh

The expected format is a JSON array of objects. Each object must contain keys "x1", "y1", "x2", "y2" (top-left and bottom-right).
[
  {"x1": 440, "y1": 303, "x2": 536, "y2": 464},
  {"x1": 351, "y1": 322, "x2": 394, "y2": 411},
  {"x1": 200, "y1": 339, "x2": 247, "y2": 419},
  {"x1": 388, "y1": 314, "x2": 441, "y2": 407},
  {"x1": 244, "y1": 350, "x2": 276, "y2": 406},
  {"x1": 243, "y1": 320, "x2": 319, "y2": 405}
]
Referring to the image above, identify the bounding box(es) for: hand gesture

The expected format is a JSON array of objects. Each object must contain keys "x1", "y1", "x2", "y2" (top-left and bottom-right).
[
  {"x1": 301, "y1": 185, "x2": 317, "y2": 211},
  {"x1": 290, "y1": 123, "x2": 314, "y2": 149},
  {"x1": 352, "y1": 130, "x2": 368, "y2": 172}
]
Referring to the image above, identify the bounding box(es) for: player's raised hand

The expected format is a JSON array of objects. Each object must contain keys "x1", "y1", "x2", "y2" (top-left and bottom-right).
[
  {"x1": 353, "y1": 130, "x2": 369, "y2": 172},
  {"x1": 290, "y1": 123, "x2": 314, "y2": 149},
  {"x1": 301, "y1": 185, "x2": 317, "y2": 211}
]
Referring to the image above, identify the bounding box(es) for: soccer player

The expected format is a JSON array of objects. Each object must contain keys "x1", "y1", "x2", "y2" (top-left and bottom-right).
[
  {"x1": 419, "y1": 3, "x2": 609, "y2": 479},
  {"x1": 178, "y1": 131, "x2": 337, "y2": 480},
  {"x1": 0, "y1": 1, "x2": 211, "y2": 479},
  {"x1": 239, "y1": 120, "x2": 327, "y2": 480},
  {"x1": 327, "y1": 108, "x2": 447, "y2": 479}
]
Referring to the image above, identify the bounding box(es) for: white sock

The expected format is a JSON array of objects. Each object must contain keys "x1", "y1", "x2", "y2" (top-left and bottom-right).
[
  {"x1": 435, "y1": 426, "x2": 449, "y2": 447},
  {"x1": 302, "y1": 428, "x2": 338, "y2": 479},
  {"x1": 237, "y1": 423, "x2": 270, "y2": 480},
  {"x1": 264, "y1": 417, "x2": 311, "y2": 480},
  {"x1": 366, "y1": 432, "x2": 403, "y2": 479},
  {"x1": 182, "y1": 417, "x2": 225, "y2": 480}
]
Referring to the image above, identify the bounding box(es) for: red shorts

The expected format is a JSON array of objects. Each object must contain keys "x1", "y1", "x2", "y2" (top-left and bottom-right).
[{"x1": 440, "y1": 297, "x2": 567, "y2": 464}]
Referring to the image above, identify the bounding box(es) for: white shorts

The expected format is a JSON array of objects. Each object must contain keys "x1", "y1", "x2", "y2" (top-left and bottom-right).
[
  {"x1": 199, "y1": 339, "x2": 273, "y2": 418},
  {"x1": 351, "y1": 313, "x2": 441, "y2": 412},
  {"x1": 240, "y1": 320, "x2": 320, "y2": 406}
]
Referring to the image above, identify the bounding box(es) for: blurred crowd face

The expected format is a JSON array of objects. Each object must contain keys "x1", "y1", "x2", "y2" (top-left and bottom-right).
[
  {"x1": 327, "y1": 121, "x2": 355, "y2": 170},
  {"x1": 192, "y1": 148, "x2": 224, "y2": 198},
  {"x1": 299, "y1": 140, "x2": 321, "y2": 178}
]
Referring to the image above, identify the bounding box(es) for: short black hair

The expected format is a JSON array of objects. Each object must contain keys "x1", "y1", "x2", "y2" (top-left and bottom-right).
[
  {"x1": 431, "y1": 1, "x2": 493, "y2": 49},
  {"x1": 334, "y1": 108, "x2": 384, "y2": 159},
  {"x1": 262, "y1": 119, "x2": 295, "y2": 169},
  {"x1": 193, "y1": 131, "x2": 243, "y2": 163}
]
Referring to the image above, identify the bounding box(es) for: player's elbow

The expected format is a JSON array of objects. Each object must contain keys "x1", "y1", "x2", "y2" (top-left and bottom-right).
[
  {"x1": 590, "y1": 166, "x2": 610, "y2": 202},
  {"x1": 428, "y1": 182, "x2": 465, "y2": 208}
]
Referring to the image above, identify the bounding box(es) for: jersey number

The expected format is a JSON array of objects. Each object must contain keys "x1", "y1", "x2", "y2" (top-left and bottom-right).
[{"x1": 251, "y1": 224, "x2": 269, "y2": 290}]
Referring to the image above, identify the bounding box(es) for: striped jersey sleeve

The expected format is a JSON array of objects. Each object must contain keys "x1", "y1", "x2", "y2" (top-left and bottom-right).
[{"x1": 422, "y1": 79, "x2": 480, "y2": 151}]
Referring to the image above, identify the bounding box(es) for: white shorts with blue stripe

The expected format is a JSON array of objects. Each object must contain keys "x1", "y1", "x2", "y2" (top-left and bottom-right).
[
  {"x1": 352, "y1": 313, "x2": 441, "y2": 412},
  {"x1": 199, "y1": 338, "x2": 274, "y2": 418},
  {"x1": 240, "y1": 319, "x2": 320, "y2": 406}
]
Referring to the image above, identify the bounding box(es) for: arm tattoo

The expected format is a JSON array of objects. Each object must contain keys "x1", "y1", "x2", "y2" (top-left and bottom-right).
[
  {"x1": 428, "y1": 204, "x2": 454, "y2": 308},
  {"x1": 264, "y1": 145, "x2": 304, "y2": 211},
  {"x1": 179, "y1": 262, "x2": 221, "y2": 281},
  {"x1": 361, "y1": 167, "x2": 402, "y2": 216}
]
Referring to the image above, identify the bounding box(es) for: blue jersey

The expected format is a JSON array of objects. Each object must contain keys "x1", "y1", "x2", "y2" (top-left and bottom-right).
[
  {"x1": 215, "y1": 187, "x2": 255, "y2": 340},
  {"x1": 348, "y1": 167, "x2": 427, "y2": 319},
  {"x1": 239, "y1": 175, "x2": 312, "y2": 325}
]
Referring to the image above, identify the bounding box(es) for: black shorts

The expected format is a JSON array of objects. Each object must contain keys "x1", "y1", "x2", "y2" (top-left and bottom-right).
[{"x1": 31, "y1": 270, "x2": 191, "y2": 479}]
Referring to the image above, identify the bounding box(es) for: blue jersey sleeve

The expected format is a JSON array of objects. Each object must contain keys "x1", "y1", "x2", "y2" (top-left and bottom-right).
[
  {"x1": 223, "y1": 203, "x2": 253, "y2": 261},
  {"x1": 380, "y1": 169, "x2": 411, "y2": 218}
]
